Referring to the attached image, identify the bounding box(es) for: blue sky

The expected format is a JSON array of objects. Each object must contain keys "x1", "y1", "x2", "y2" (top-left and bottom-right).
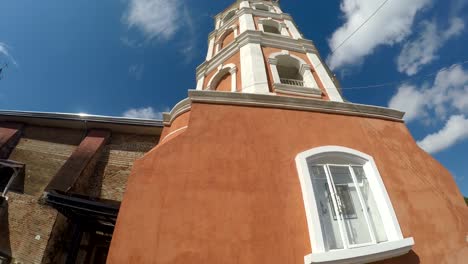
[{"x1": 1, "y1": 0, "x2": 467, "y2": 196}]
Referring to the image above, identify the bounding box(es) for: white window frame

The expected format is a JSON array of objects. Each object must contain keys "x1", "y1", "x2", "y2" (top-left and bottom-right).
[
  {"x1": 257, "y1": 18, "x2": 289, "y2": 37},
  {"x1": 295, "y1": 146, "x2": 414, "y2": 264},
  {"x1": 206, "y1": 63, "x2": 238, "y2": 92}
]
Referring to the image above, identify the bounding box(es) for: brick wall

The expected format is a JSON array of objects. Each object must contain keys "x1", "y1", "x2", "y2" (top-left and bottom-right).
[{"x1": 3, "y1": 126, "x2": 81, "y2": 263}]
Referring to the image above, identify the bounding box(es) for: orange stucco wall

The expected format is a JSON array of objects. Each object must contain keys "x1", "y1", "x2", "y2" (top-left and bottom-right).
[
  {"x1": 203, "y1": 52, "x2": 241, "y2": 91},
  {"x1": 108, "y1": 103, "x2": 468, "y2": 264},
  {"x1": 262, "y1": 47, "x2": 330, "y2": 100},
  {"x1": 160, "y1": 111, "x2": 190, "y2": 144}
]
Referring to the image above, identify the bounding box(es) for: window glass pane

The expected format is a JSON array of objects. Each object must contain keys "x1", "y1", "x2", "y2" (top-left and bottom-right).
[
  {"x1": 308, "y1": 165, "x2": 344, "y2": 250},
  {"x1": 352, "y1": 166, "x2": 388, "y2": 242},
  {"x1": 328, "y1": 166, "x2": 373, "y2": 246}
]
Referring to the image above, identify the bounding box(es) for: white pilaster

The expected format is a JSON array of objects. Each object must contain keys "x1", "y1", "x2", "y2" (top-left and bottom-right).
[
  {"x1": 196, "y1": 75, "x2": 205, "y2": 90},
  {"x1": 306, "y1": 53, "x2": 343, "y2": 102},
  {"x1": 284, "y1": 20, "x2": 302, "y2": 39},
  {"x1": 239, "y1": 13, "x2": 256, "y2": 33},
  {"x1": 240, "y1": 43, "x2": 270, "y2": 94},
  {"x1": 239, "y1": 1, "x2": 250, "y2": 8},
  {"x1": 300, "y1": 64, "x2": 319, "y2": 88},
  {"x1": 280, "y1": 23, "x2": 289, "y2": 37},
  {"x1": 206, "y1": 38, "x2": 215, "y2": 60},
  {"x1": 229, "y1": 66, "x2": 238, "y2": 92}
]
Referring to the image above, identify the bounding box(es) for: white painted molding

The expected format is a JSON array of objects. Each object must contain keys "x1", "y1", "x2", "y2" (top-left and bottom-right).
[
  {"x1": 306, "y1": 53, "x2": 343, "y2": 102},
  {"x1": 273, "y1": 83, "x2": 322, "y2": 98},
  {"x1": 284, "y1": 19, "x2": 302, "y2": 39},
  {"x1": 258, "y1": 18, "x2": 290, "y2": 37},
  {"x1": 163, "y1": 91, "x2": 405, "y2": 126},
  {"x1": 197, "y1": 30, "x2": 319, "y2": 80},
  {"x1": 206, "y1": 63, "x2": 238, "y2": 92},
  {"x1": 206, "y1": 37, "x2": 215, "y2": 61},
  {"x1": 304, "y1": 238, "x2": 414, "y2": 264},
  {"x1": 268, "y1": 52, "x2": 319, "y2": 89},
  {"x1": 196, "y1": 75, "x2": 205, "y2": 91},
  {"x1": 160, "y1": 126, "x2": 188, "y2": 142},
  {"x1": 240, "y1": 43, "x2": 270, "y2": 94}
]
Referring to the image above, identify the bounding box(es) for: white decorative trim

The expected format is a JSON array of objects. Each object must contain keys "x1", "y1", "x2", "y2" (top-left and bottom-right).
[
  {"x1": 240, "y1": 43, "x2": 270, "y2": 93},
  {"x1": 284, "y1": 20, "x2": 302, "y2": 39},
  {"x1": 295, "y1": 146, "x2": 411, "y2": 263},
  {"x1": 196, "y1": 75, "x2": 205, "y2": 91},
  {"x1": 306, "y1": 53, "x2": 343, "y2": 102},
  {"x1": 304, "y1": 238, "x2": 414, "y2": 264},
  {"x1": 258, "y1": 18, "x2": 290, "y2": 37},
  {"x1": 273, "y1": 83, "x2": 322, "y2": 98},
  {"x1": 206, "y1": 37, "x2": 215, "y2": 61},
  {"x1": 221, "y1": 8, "x2": 238, "y2": 26},
  {"x1": 197, "y1": 30, "x2": 318, "y2": 80},
  {"x1": 162, "y1": 91, "x2": 405, "y2": 126},
  {"x1": 268, "y1": 51, "x2": 319, "y2": 90},
  {"x1": 161, "y1": 126, "x2": 188, "y2": 142},
  {"x1": 206, "y1": 63, "x2": 238, "y2": 92},
  {"x1": 239, "y1": 1, "x2": 250, "y2": 9}
]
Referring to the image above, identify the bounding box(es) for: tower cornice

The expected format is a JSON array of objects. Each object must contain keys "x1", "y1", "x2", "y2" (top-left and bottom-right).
[
  {"x1": 197, "y1": 30, "x2": 318, "y2": 79},
  {"x1": 209, "y1": 7, "x2": 293, "y2": 40},
  {"x1": 162, "y1": 90, "x2": 405, "y2": 126}
]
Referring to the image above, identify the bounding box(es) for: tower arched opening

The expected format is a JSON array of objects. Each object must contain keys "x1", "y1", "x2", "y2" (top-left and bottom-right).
[
  {"x1": 222, "y1": 9, "x2": 237, "y2": 24},
  {"x1": 261, "y1": 20, "x2": 281, "y2": 35},
  {"x1": 276, "y1": 55, "x2": 304, "y2": 86}
]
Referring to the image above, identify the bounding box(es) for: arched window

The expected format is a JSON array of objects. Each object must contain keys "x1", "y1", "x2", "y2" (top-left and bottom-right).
[
  {"x1": 261, "y1": 20, "x2": 281, "y2": 34},
  {"x1": 223, "y1": 9, "x2": 236, "y2": 24},
  {"x1": 295, "y1": 146, "x2": 414, "y2": 264},
  {"x1": 268, "y1": 51, "x2": 321, "y2": 97},
  {"x1": 258, "y1": 18, "x2": 289, "y2": 36},
  {"x1": 215, "y1": 26, "x2": 239, "y2": 54},
  {"x1": 254, "y1": 4, "x2": 271, "y2": 12},
  {"x1": 206, "y1": 64, "x2": 238, "y2": 92},
  {"x1": 276, "y1": 55, "x2": 304, "y2": 86}
]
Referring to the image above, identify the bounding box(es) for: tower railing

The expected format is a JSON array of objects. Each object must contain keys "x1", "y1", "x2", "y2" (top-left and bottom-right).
[{"x1": 280, "y1": 78, "x2": 304, "y2": 87}]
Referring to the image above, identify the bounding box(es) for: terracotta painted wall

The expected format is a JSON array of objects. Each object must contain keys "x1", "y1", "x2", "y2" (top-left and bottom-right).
[{"x1": 108, "y1": 103, "x2": 468, "y2": 264}]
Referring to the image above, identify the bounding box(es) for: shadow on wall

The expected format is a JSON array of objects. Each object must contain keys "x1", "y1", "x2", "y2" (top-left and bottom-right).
[
  {"x1": 0, "y1": 198, "x2": 12, "y2": 262},
  {"x1": 376, "y1": 250, "x2": 420, "y2": 264}
]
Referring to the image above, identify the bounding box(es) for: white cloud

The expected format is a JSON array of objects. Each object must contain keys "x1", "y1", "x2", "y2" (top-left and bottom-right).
[
  {"x1": 397, "y1": 18, "x2": 464, "y2": 76},
  {"x1": 327, "y1": 0, "x2": 431, "y2": 70},
  {"x1": 389, "y1": 64, "x2": 468, "y2": 121},
  {"x1": 0, "y1": 42, "x2": 18, "y2": 66},
  {"x1": 388, "y1": 85, "x2": 426, "y2": 122},
  {"x1": 124, "y1": 0, "x2": 182, "y2": 40},
  {"x1": 389, "y1": 65, "x2": 468, "y2": 152},
  {"x1": 417, "y1": 115, "x2": 468, "y2": 153},
  {"x1": 123, "y1": 106, "x2": 168, "y2": 119}
]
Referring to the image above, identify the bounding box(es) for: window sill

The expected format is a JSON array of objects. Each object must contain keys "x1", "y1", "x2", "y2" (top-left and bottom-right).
[
  {"x1": 304, "y1": 238, "x2": 414, "y2": 264},
  {"x1": 274, "y1": 83, "x2": 322, "y2": 98}
]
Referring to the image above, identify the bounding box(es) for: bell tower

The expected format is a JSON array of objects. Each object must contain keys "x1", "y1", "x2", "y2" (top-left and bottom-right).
[{"x1": 196, "y1": 0, "x2": 344, "y2": 101}]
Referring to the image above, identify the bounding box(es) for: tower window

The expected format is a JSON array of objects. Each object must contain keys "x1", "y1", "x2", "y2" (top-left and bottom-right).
[
  {"x1": 295, "y1": 146, "x2": 414, "y2": 264},
  {"x1": 254, "y1": 4, "x2": 271, "y2": 12},
  {"x1": 276, "y1": 55, "x2": 304, "y2": 86},
  {"x1": 263, "y1": 24, "x2": 281, "y2": 35},
  {"x1": 260, "y1": 20, "x2": 282, "y2": 35},
  {"x1": 223, "y1": 10, "x2": 236, "y2": 24}
]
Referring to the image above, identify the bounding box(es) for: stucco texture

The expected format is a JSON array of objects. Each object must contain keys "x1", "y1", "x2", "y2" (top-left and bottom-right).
[{"x1": 108, "y1": 103, "x2": 468, "y2": 264}]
